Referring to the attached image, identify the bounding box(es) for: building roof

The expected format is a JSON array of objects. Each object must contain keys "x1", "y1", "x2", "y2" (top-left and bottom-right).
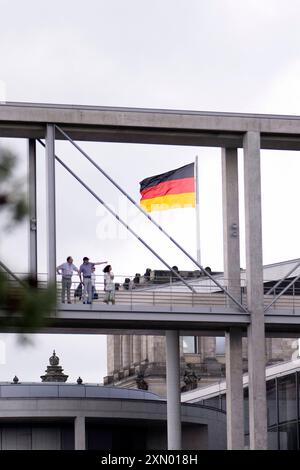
[
  {"x1": 182, "y1": 357, "x2": 300, "y2": 403},
  {"x1": 0, "y1": 382, "x2": 163, "y2": 401},
  {"x1": 135, "y1": 258, "x2": 300, "y2": 293}
]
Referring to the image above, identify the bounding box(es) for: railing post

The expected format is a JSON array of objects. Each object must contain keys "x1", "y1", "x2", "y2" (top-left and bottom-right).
[{"x1": 293, "y1": 283, "x2": 295, "y2": 313}]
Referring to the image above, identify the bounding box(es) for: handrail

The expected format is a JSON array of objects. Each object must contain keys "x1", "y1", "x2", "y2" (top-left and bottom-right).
[
  {"x1": 264, "y1": 273, "x2": 300, "y2": 311},
  {"x1": 51, "y1": 128, "x2": 247, "y2": 312},
  {"x1": 0, "y1": 260, "x2": 27, "y2": 287},
  {"x1": 265, "y1": 259, "x2": 300, "y2": 295}
]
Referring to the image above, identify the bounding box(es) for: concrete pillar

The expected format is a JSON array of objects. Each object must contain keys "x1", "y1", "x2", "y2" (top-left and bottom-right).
[
  {"x1": 107, "y1": 335, "x2": 121, "y2": 374},
  {"x1": 222, "y1": 147, "x2": 244, "y2": 449},
  {"x1": 153, "y1": 336, "x2": 166, "y2": 363},
  {"x1": 28, "y1": 139, "x2": 37, "y2": 279},
  {"x1": 222, "y1": 147, "x2": 241, "y2": 302},
  {"x1": 132, "y1": 335, "x2": 141, "y2": 365},
  {"x1": 243, "y1": 131, "x2": 267, "y2": 450},
  {"x1": 202, "y1": 337, "x2": 216, "y2": 358},
  {"x1": 225, "y1": 328, "x2": 244, "y2": 449},
  {"x1": 122, "y1": 335, "x2": 130, "y2": 369},
  {"x1": 147, "y1": 336, "x2": 156, "y2": 363},
  {"x1": 141, "y1": 335, "x2": 148, "y2": 362},
  {"x1": 166, "y1": 330, "x2": 181, "y2": 450},
  {"x1": 45, "y1": 124, "x2": 56, "y2": 283},
  {"x1": 74, "y1": 416, "x2": 86, "y2": 450}
]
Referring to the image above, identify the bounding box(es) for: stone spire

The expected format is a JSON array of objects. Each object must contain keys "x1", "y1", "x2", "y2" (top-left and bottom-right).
[{"x1": 40, "y1": 350, "x2": 68, "y2": 382}]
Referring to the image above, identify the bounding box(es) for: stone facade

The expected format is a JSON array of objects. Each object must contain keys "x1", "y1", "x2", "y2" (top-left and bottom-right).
[{"x1": 104, "y1": 335, "x2": 296, "y2": 397}]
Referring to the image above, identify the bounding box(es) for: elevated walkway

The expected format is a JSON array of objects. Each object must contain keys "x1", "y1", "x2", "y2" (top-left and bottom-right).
[{"x1": 0, "y1": 298, "x2": 300, "y2": 335}]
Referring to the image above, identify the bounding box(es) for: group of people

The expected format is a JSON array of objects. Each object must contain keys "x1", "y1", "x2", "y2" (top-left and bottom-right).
[{"x1": 56, "y1": 256, "x2": 115, "y2": 305}]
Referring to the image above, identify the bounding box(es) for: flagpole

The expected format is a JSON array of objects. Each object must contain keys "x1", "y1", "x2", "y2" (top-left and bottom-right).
[{"x1": 195, "y1": 156, "x2": 201, "y2": 265}]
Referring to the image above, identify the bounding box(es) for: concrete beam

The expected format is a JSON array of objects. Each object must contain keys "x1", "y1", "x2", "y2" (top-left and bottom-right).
[
  {"x1": 1, "y1": 303, "x2": 300, "y2": 335},
  {"x1": 0, "y1": 102, "x2": 300, "y2": 133},
  {"x1": 1, "y1": 103, "x2": 300, "y2": 149}
]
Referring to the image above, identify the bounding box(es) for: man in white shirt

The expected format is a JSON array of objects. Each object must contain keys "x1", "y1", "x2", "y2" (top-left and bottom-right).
[{"x1": 56, "y1": 256, "x2": 80, "y2": 303}]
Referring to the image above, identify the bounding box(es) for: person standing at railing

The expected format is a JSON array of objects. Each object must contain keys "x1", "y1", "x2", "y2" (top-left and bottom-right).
[
  {"x1": 103, "y1": 265, "x2": 115, "y2": 305},
  {"x1": 56, "y1": 256, "x2": 80, "y2": 304},
  {"x1": 79, "y1": 257, "x2": 107, "y2": 304}
]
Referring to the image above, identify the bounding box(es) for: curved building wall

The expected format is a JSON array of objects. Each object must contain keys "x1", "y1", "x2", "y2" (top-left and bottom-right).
[{"x1": 0, "y1": 383, "x2": 226, "y2": 450}]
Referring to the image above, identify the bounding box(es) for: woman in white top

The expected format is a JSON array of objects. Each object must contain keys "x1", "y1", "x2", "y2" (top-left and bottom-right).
[{"x1": 103, "y1": 265, "x2": 115, "y2": 304}]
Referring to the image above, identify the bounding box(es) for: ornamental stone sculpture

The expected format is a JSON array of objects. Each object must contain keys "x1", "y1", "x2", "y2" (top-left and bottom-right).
[{"x1": 41, "y1": 350, "x2": 68, "y2": 382}]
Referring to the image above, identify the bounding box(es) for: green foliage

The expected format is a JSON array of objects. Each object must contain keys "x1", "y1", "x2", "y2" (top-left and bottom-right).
[
  {"x1": 0, "y1": 272, "x2": 57, "y2": 333},
  {"x1": 0, "y1": 148, "x2": 16, "y2": 182},
  {"x1": 0, "y1": 145, "x2": 28, "y2": 224},
  {"x1": 0, "y1": 145, "x2": 57, "y2": 332}
]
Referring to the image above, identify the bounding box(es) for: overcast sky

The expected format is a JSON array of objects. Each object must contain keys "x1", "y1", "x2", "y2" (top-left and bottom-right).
[{"x1": 1, "y1": 0, "x2": 300, "y2": 382}]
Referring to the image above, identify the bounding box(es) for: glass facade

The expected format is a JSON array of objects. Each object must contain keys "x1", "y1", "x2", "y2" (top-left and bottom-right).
[
  {"x1": 0, "y1": 423, "x2": 74, "y2": 450},
  {"x1": 202, "y1": 370, "x2": 300, "y2": 449}
]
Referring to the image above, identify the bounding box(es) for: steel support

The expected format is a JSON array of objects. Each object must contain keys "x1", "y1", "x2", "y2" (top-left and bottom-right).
[
  {"x1": 166, "y1": 330, "x2": 181, "y2": 450},
  {"x1": 243, "y1": 131, "x2": 267, "y2": 449},
  {"x1": 28, "y1": 139, "x2": 37, "y2": 279},
  {"x1": 45, "y1": 125, "x2": 56, "y2": 283},
  {"x1": 222, "y1": 147, "x2": 244, "y2": 449}
]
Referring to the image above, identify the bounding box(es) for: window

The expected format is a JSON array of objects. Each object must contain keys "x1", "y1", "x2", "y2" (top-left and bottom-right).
[
  {"x1": 182, "y1": 336, "x2": 198, "y2": 354},
  {"x1": 268, "y1": 427, "x2": 278, "y2": 450},
  {"x1": 278, "y1": 374, "x2": 297, "y2": 423},
  {"x1": 215, "y1": 337, "x2": 225, "y2": 356},
  {"x1": 244, "y1": 388, "x2": 249, "y2": 436},
  {"x1": 266, "y1": 380, "x2": 277, "y2": 427},
  {"x1": 203, "y1": 396, "x2": 221, "y2": 410},
  {"x1": 278, "y1": 423, "x2": 298, "y2": 450}
]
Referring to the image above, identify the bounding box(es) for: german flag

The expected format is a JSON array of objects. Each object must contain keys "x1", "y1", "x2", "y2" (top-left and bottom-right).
[{"x1": 140, "y1": 163, "x2": 195, "y2": 212}]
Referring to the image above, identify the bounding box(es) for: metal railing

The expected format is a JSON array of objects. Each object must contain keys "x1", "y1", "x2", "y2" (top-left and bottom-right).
[
  {"x1": 39, "y1": 132, "x2": 247, "y2": 312},
  {"x1": 264, "y1": 282, "x2": 300, "y2": 313},
  {"x1": 4, "y1": 272, "x2": 246, "y2": 310},
  {"x1": 5, "y1": 269, "x2": 300, "y2": 313}
]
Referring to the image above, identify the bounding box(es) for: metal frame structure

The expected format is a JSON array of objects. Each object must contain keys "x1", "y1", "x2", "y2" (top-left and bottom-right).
[
  {"x1": 2, "y1": 102, "x2": 300, "y2": 450},
  {"x1": 37, "y1": 140, "x2": 196, "y2": 293},
  {"x1": 54, "y1": 125, "x2": 246, "y2": 311}
]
